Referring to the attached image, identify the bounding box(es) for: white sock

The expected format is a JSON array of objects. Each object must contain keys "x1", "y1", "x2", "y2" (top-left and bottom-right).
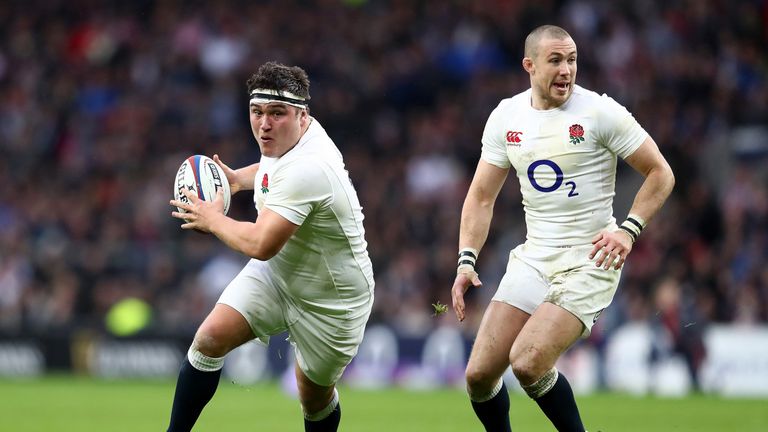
[{"x1": 187, "y1": 346, "x2": 225, "y2": 372}]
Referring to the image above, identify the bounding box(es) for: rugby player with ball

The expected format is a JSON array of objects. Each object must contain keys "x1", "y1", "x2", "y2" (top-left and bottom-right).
[{"x1": 168, "y1": 62, "x2": 374, "y2": 432}]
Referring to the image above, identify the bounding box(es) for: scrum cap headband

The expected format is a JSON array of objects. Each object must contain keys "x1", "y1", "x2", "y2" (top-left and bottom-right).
[{"x1": 249, "y1": 88, "x2": 308, "y2": 109}]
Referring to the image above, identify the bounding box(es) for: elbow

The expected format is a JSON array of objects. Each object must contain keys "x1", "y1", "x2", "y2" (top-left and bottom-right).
[
  {"x1": 664, "y1": 165, "x2": 676, "y2": 195},
  {"x1": 243, "y1": 241, "x2": 280, "y2": 261},
  {"x1": 247, "y1": 249, "x2": 278, "y2": 261},
  {"x1": 650, "y1": 162, "x2": 675, "y2": 197}
]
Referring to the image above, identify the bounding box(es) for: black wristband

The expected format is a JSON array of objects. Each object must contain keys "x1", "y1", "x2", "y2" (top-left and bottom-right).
[
  {"x1": 626, "y1": 217, "x2": 644, "y2": 233},
  {"x1": 457, "y1": 248, "x2": 478, "y2": 269}
]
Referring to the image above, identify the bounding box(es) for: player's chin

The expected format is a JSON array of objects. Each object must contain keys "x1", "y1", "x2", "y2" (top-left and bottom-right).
[{"x1": 551, "y1": 85, "x2": 571, "y2": 99}]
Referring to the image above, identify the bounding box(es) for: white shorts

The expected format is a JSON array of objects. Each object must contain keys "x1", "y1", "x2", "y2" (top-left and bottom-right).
[
  {"x1": 218, "y1": 259, "x2": 373, "y2": 386},
  {"x1": 492, "y1": 242, "x2": 621, "y2": 337}
]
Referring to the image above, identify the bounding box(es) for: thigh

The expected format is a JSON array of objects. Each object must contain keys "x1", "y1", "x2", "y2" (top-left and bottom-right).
[
  {"x1": 545, "y1": 244, "x2": 621, "y2": 337},
  {"x1": 195, "y1": 303, "x2": 256, "y2": 356},
  {"x1": 466, "y1": 300, "x2": 530, "y2": 379},
  {"x1": 509, "y1": 302, "x2": 583, "y2": 377},
  {"x1": 289, "y1": 309, "x2": 369, "y2": 387},
  {"x1": 492, "y1": 244, "x2": 549, "y2": 315},
  {"x1": 217, "y1": 259, "x2": 289, "y2": 341}
]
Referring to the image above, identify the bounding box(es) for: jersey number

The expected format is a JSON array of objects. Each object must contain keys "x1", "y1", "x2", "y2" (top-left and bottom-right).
[{"x1": 527, "y1": 159, "x2": 579, "y2": 197}]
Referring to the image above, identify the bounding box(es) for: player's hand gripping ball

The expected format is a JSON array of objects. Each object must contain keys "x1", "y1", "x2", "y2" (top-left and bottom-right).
[{"x1": 174, "y1": 155, "x2": 231, "y2": 215}]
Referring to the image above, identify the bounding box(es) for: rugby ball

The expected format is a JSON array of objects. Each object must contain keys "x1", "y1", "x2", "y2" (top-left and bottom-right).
[{"x1": 174, "y1": 155, "x2": 231, "y2": 215}]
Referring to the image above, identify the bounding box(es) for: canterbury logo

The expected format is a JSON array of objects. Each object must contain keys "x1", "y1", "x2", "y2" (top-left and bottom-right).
[{"x1": 506, "y1": 131, "x2": 522, "y2": 146}]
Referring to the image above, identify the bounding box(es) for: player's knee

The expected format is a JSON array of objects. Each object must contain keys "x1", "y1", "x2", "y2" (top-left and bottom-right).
[
  {"x1": 193, "y1": 328, "x2": 231, "y2": 358},
  {"x1": 298, "y1": 385, "x2": 336, "y2": 415},
  {"x1": 465, "y1": 364, "x2": 496, "y2": 394},
  {"x1": 299, "y1": 393, "x2": 326, "y2": 415},
  {"x1": 465, "y1": 364, "x2": 506, "y2": 402},
  {"x1": 301, "y1": 388, "x2": 339, "y2": 421},
  {"x1": 510, "y1": 352, "x2": 548, "y2": 385},
  {"x1": 511, "y1": 362, "x2": 536, "y2": 385}
]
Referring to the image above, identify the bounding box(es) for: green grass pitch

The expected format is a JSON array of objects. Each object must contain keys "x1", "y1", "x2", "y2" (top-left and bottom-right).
[{"x1": 0, "y1": 376, "x2": 766, "y2": 431}]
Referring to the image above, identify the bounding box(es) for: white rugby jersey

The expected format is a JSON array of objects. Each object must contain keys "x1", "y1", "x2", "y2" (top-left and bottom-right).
[
  {"x1": 481, "y1": 85, "x2": 647, "y2": 246},
  {"x1": 253, "y1": 119, "x2": 374, "y2": 318}
]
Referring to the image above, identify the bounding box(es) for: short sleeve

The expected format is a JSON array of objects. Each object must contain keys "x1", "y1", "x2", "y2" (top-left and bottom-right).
[
  {"x1": 264, "y1": 159, "x2": 333, "y2": 226},
  {"x1": 480, "y1": 104, "x2": 512, "y2": 169},
  {"x1": 597, "y1": 95, "x2": 648, "y2": 159}
]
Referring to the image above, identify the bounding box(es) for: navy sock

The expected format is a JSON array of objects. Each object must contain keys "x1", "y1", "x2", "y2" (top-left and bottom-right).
[
  {"x1": 471, "y1": 381, "x2": 511, "y2": 432},
  {"x1": 304, "y1": 401, "x2": 341, "y2": 432},
  {"x1": 167, "y1": 358, "x2": 222, "y2": 432},
  {"x1": 534, "y1": 373, "x2": 585, "y2": 432}
]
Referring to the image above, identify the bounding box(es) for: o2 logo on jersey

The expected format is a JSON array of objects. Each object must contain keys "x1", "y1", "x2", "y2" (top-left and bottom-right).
[{"x1": 527, "y1": 159, "x2": 579, "y2": 197}]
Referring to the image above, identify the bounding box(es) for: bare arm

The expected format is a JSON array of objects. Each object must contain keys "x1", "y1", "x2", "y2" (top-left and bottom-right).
[
  {"x1": 452, "y1": 160, "x2": 510, "y2": 321},
  {"x1": 208, "y1": 207, "x2": 298, "y2": 260},
  {"x1": 591, "y1": 136, "x2": 675, "y2": 270},
  {"x1": 171, "y1": 189, "x2": 298, "y2": 260},
  {"x1": 621, "y1": 136, "x2": 675, "y2": 224},
  {"x1": 459, "y1": 160, "x2": 510, "y2": 251}
]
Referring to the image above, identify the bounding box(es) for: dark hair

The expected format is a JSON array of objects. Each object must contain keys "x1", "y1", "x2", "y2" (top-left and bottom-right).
[{"x1": 246, "y1": 62, "x2": 311, "y2": 101}]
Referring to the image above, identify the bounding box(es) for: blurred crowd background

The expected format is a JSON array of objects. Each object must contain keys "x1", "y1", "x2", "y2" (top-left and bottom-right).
[{"x1": 1, "y1": 0, "x2": 767, "y2": 386}]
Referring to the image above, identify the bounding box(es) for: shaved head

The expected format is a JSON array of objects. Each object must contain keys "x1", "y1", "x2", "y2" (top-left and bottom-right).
[{"x1": 524, "y1": 25, "x2": 572, "y2": 59}]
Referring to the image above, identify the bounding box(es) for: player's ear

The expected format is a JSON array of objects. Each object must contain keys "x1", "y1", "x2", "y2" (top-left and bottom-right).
[{"x1": 523, "y1": 57, "x2": 534, "y2": 74}]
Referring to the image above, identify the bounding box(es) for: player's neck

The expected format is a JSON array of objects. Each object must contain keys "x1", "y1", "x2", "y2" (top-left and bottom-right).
[
  {"x1": 530, "y1": 95, "x2": 565, "y2": 110},
  {"x1": 529, "y1": 89, "x2": 571, "y2": 110},
  {"x1": 281, "y1": 118, "x2": 312, "y2": 158}
]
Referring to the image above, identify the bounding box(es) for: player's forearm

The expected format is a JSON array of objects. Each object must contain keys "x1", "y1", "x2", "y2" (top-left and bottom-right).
[
  {"x1": 626, "y1": 163, "x2": 675, "y2": 224},
  {"x1": 232, "y1": 163, "x2": 260, "y2": 193},
  {"x1": 209, "y1": 216, "x2": 276, "y2": 260},
  {"x1": 458, "y1": 161, "x2": 508, "y2": 253},
  {"x1": 458, "y1": 195, "x2": 495, "y2": 253}
]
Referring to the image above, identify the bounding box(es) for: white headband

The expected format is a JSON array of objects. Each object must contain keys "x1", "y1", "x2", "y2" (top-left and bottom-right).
[{"x1": 249, "y1": 88, "x2": 308, "y2": 109}]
